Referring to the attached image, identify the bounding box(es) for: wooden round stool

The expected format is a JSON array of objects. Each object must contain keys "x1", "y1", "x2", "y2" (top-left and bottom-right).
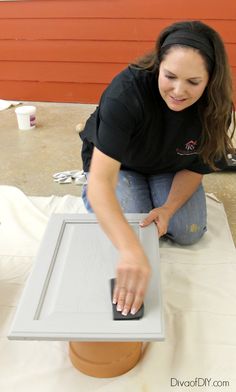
[{"x1": 69, "y1": 341, "x2": 143, "y2": 378}]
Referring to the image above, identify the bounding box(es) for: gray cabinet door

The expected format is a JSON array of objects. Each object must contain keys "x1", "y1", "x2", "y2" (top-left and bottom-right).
[{"x1": 8, "y1": 213, "x2": 165, "y2": 341}]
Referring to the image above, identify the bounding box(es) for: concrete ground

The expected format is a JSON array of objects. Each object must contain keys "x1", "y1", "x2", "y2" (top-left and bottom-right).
[{"x1": 1, "y1": 101, "x2": 236, "y2": 245}]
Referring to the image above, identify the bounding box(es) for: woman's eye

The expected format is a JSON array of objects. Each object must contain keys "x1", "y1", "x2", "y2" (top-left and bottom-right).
[
  {"x1": 189, "y1": 81, "x2": 199, "y2": 86},
  {"x1": 165, "y1": 75, "x2": 199, "y2": 85}
]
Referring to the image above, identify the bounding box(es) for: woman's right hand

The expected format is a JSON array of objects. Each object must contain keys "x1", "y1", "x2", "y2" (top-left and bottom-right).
[{"x1": 112, "y1": 247, "x2": 151, "y2": 316}]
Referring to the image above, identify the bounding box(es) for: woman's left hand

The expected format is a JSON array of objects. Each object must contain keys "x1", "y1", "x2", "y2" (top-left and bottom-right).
[{"x1": 140, "y1": 206, "x2": 172, "y2": 237}]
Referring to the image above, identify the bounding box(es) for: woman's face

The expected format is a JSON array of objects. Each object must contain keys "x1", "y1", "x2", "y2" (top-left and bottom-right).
[{"x1": 158, "y1": 47, "x2": 209, "y2": 111}]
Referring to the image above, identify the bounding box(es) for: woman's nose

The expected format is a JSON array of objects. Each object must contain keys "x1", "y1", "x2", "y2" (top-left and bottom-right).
[{"x1": 173, "y1": 82, "x2": 185, "y2": 97}]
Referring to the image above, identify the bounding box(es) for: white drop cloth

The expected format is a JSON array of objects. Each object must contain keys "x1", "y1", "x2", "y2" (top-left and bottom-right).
[{"x1": 0, "y1": 186, "x2": 235, "y2": 392}]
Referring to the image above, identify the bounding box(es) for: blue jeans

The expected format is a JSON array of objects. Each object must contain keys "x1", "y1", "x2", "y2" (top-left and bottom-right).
[{"x1": 82, "y1": 170, "x2": 207, "y2": 245}]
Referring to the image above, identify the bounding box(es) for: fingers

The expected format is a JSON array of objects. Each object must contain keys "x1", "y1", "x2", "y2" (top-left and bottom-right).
[
  {"x1": 118, "y1": 290, "x2": 135, "y2": 316},
  {"x1": 113, "y1": 282, "x2": 144, "y2": 316},
  {"x1": 154, "y1": 219, "x2": 165, "y2": 238},
  {"x1": 140, "y1": 209, "x2": 157, "y2": 227},
  {"x1": 140, "y1": 210, "x2": 162, "y2": 237},
  {"x1": 113, "y1": 264, "x2": 150, "y2": 316},
  {"x1": 140, "y1": 208, "x2": 169, "y2": 238}
]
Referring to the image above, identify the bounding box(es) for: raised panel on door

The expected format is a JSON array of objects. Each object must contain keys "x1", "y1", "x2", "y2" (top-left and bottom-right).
[{"x1": 8, "y1": 213, "x2": 165, "y2": 341}]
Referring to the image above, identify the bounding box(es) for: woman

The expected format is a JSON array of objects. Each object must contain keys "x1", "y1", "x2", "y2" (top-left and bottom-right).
[{"x1": 79, "y1": 20, "x2": 235, "y2": 317}]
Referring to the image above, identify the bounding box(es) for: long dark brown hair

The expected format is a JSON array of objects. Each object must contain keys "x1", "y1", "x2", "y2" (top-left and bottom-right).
[{"x1": 132, "y1": 20, "x2": 235, "y2": 170}]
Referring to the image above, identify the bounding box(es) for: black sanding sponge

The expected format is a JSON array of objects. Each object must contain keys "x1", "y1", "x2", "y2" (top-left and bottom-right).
[{"x1": 110, "y1": 278, "x2": 144, "y2": 320}]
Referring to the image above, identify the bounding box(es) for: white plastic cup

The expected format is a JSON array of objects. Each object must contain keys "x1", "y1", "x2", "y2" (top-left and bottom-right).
[{"x1": 15, "y1": 105, "x2": 36, "y2": 130}]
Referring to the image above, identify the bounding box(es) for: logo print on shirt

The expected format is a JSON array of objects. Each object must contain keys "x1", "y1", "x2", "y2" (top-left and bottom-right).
[{"x1": 176, "y1": 140, "x2": 198, "y2": 156}]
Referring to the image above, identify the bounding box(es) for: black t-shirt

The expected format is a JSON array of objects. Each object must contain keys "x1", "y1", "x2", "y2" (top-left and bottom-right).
[{"x1": 80, "y1": 65, "x2": 213, "y2": 175}]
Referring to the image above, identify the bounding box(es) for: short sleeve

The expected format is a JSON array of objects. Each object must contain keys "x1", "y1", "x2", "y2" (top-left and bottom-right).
[
  {"x1": 186, "y1": 155, "x2": 229, "y2": 174},
  {"x1": 186, "y1": 156, "x2": 214, "y2": 174},
  {"x1": 94, "y1": 97, "x2": 137, "y2": 162}
]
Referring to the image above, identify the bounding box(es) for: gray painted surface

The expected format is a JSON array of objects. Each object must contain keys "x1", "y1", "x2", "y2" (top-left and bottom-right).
[{"x1": 8, "y1": 213, "x2": 165, "y2": 341}]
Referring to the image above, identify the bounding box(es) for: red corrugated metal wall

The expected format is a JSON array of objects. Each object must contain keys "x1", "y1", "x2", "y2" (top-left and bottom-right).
[{"x1": 0, "y1": 0, "x2": 235, "y2": 103}]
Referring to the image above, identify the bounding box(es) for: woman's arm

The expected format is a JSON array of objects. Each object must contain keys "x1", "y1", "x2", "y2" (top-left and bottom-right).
[
  {"x1": 87, "y1": 147, "x2": 151, "y2": 316},
  {"x1": 141, "y1": 169, "x2": 203, "y2": 236}
]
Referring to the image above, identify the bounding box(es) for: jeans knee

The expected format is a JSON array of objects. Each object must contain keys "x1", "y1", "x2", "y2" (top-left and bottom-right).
[{"x1": 167, "y1": 224, "x2": 207, "y2": 246}]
